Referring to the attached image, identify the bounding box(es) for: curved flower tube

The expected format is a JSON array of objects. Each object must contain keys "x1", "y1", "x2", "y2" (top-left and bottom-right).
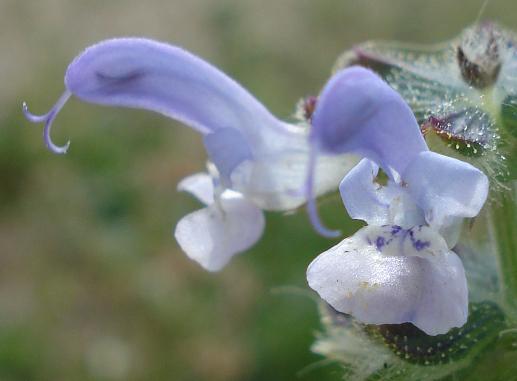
[
  {"x1": 306, "y1": 66, "x2": 489, "y2": 335},
  {"x1": 23, "y1": 38, "x2": 356, "y2": 270}
]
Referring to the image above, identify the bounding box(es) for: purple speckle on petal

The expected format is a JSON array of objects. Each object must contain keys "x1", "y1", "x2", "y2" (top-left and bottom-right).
[
  {"x1": 390, "y1": 225, "x2": 402, "y2": 236},
  {"x1": 375, "y1": 236, "x2": 385, "y2": 250},
  {"x1": 413, "y1": 240, "x2": 431, "y2": 251},
  {"x1": 408, "y1": 229, "x2": 431, "y2": 251}
]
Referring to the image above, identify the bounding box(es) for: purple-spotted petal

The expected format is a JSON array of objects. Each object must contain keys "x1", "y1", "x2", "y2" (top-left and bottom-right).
[
  {"x1": 311, "y1": 66, "x2": 428, "y2": 178},
  {"x1": 174, "y1": 190, "x2": 265, "y2": 272},
  {"x1": 307, "y1": 225, "x2": 468, "y2": 335},
  {"x1": 403, "y1": 151, "x2": 489, "y2": 229}
]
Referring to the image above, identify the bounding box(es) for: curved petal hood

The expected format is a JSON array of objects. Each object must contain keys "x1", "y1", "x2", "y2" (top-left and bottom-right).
[
  {"x1": 311, "y1": 66, "x2": 428, "y2": 177},
  {"x1": 65, "y1": 38, "x2": 283, "y2": 137}
]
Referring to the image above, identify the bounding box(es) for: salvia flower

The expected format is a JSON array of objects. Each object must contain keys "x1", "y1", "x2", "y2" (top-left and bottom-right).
[
  {"x1": 23, "y1": 38, "x2": 356, "y2": 271},
  {"x1": 306, "y1": 67, "x2": 489, "y2": 335},
  {"x1": 23, "y1": 37, "x2": 490, "y2": 336}
]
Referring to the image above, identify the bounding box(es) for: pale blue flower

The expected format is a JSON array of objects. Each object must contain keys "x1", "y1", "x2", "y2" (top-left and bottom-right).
[
  {"x1": 306, "y1": 67, "x2": 489, "y2": 335},
  {"x1": 23, "y1": 38, "x2": 355, "y2": 270}
]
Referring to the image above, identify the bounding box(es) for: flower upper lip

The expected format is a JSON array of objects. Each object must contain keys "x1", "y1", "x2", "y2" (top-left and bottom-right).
[{"x1": 305, "y1": 66, "x2": 489, "y2": 237}]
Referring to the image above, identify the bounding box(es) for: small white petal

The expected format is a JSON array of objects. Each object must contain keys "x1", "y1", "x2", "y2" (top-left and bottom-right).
[
  {"x1": 307, "y1": 225, "x2": 468, "y2": 335},
  {"x1": 403, "y1": 151, "x2": 489, "y2": 229},
  {"x1": 340, "y1": 159, "x2": 392, "y2": 225},
  {"x1": 177, "y1": 172, "x2": 214, "y2": 205},
  {"x1": 174, "y1": 193, "x2": 265, "y2": 272}
]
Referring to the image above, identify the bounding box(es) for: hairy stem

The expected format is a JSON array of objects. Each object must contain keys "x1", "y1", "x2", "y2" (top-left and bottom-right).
[{"x1": 490, "y1": 181, "x2": 517, "y2": 319}]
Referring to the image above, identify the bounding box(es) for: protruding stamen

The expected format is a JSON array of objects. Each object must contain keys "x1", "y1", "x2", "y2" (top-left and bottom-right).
[
  {"x1": 305, "y1": 149, "x2": 341, "y2": 238},
  {"x1": 22, "y1": 102, "x2": 48, "y2": 123},
  {"x1": 22, "y1": 91, "x2": 72, "y2": 154}
]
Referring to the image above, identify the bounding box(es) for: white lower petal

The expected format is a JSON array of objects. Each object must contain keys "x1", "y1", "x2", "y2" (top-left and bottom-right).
[
  {"x1": 307, "y1": 225, "x2": 468, "y2": 335},
  {"x1": 174, "y1": 193, "x2": 265, "y2": 271}
]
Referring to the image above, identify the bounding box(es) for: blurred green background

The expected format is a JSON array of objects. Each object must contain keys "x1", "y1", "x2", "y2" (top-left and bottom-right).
[{"x1": 1, "y1": 1, "x2": 517, "y2": 380}]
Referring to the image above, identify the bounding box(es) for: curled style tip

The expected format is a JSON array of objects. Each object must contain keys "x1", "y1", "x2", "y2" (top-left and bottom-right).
[
  {"x1": 305, "y1": 150, "x2": 341, "y2": 238},
  {"x1": 23, "y1": 91, "x2": 72, "y2": 154}
]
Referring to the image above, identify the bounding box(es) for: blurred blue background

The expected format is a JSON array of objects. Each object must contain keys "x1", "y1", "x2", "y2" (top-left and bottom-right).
[{"x1": 1, "y1": 1, "x2": 516, "y2": 380}]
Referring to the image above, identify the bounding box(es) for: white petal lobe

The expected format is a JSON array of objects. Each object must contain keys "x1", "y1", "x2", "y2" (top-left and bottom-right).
[
  {"x1": 174, "y1": 192, "x2": 265, "y2": 272},
  {"x1": 177, "y1": 172, "x2": 215, "y2": 205},
  {"x1": 403, "y1": 151, "x2": 489, "y2": 229}
]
